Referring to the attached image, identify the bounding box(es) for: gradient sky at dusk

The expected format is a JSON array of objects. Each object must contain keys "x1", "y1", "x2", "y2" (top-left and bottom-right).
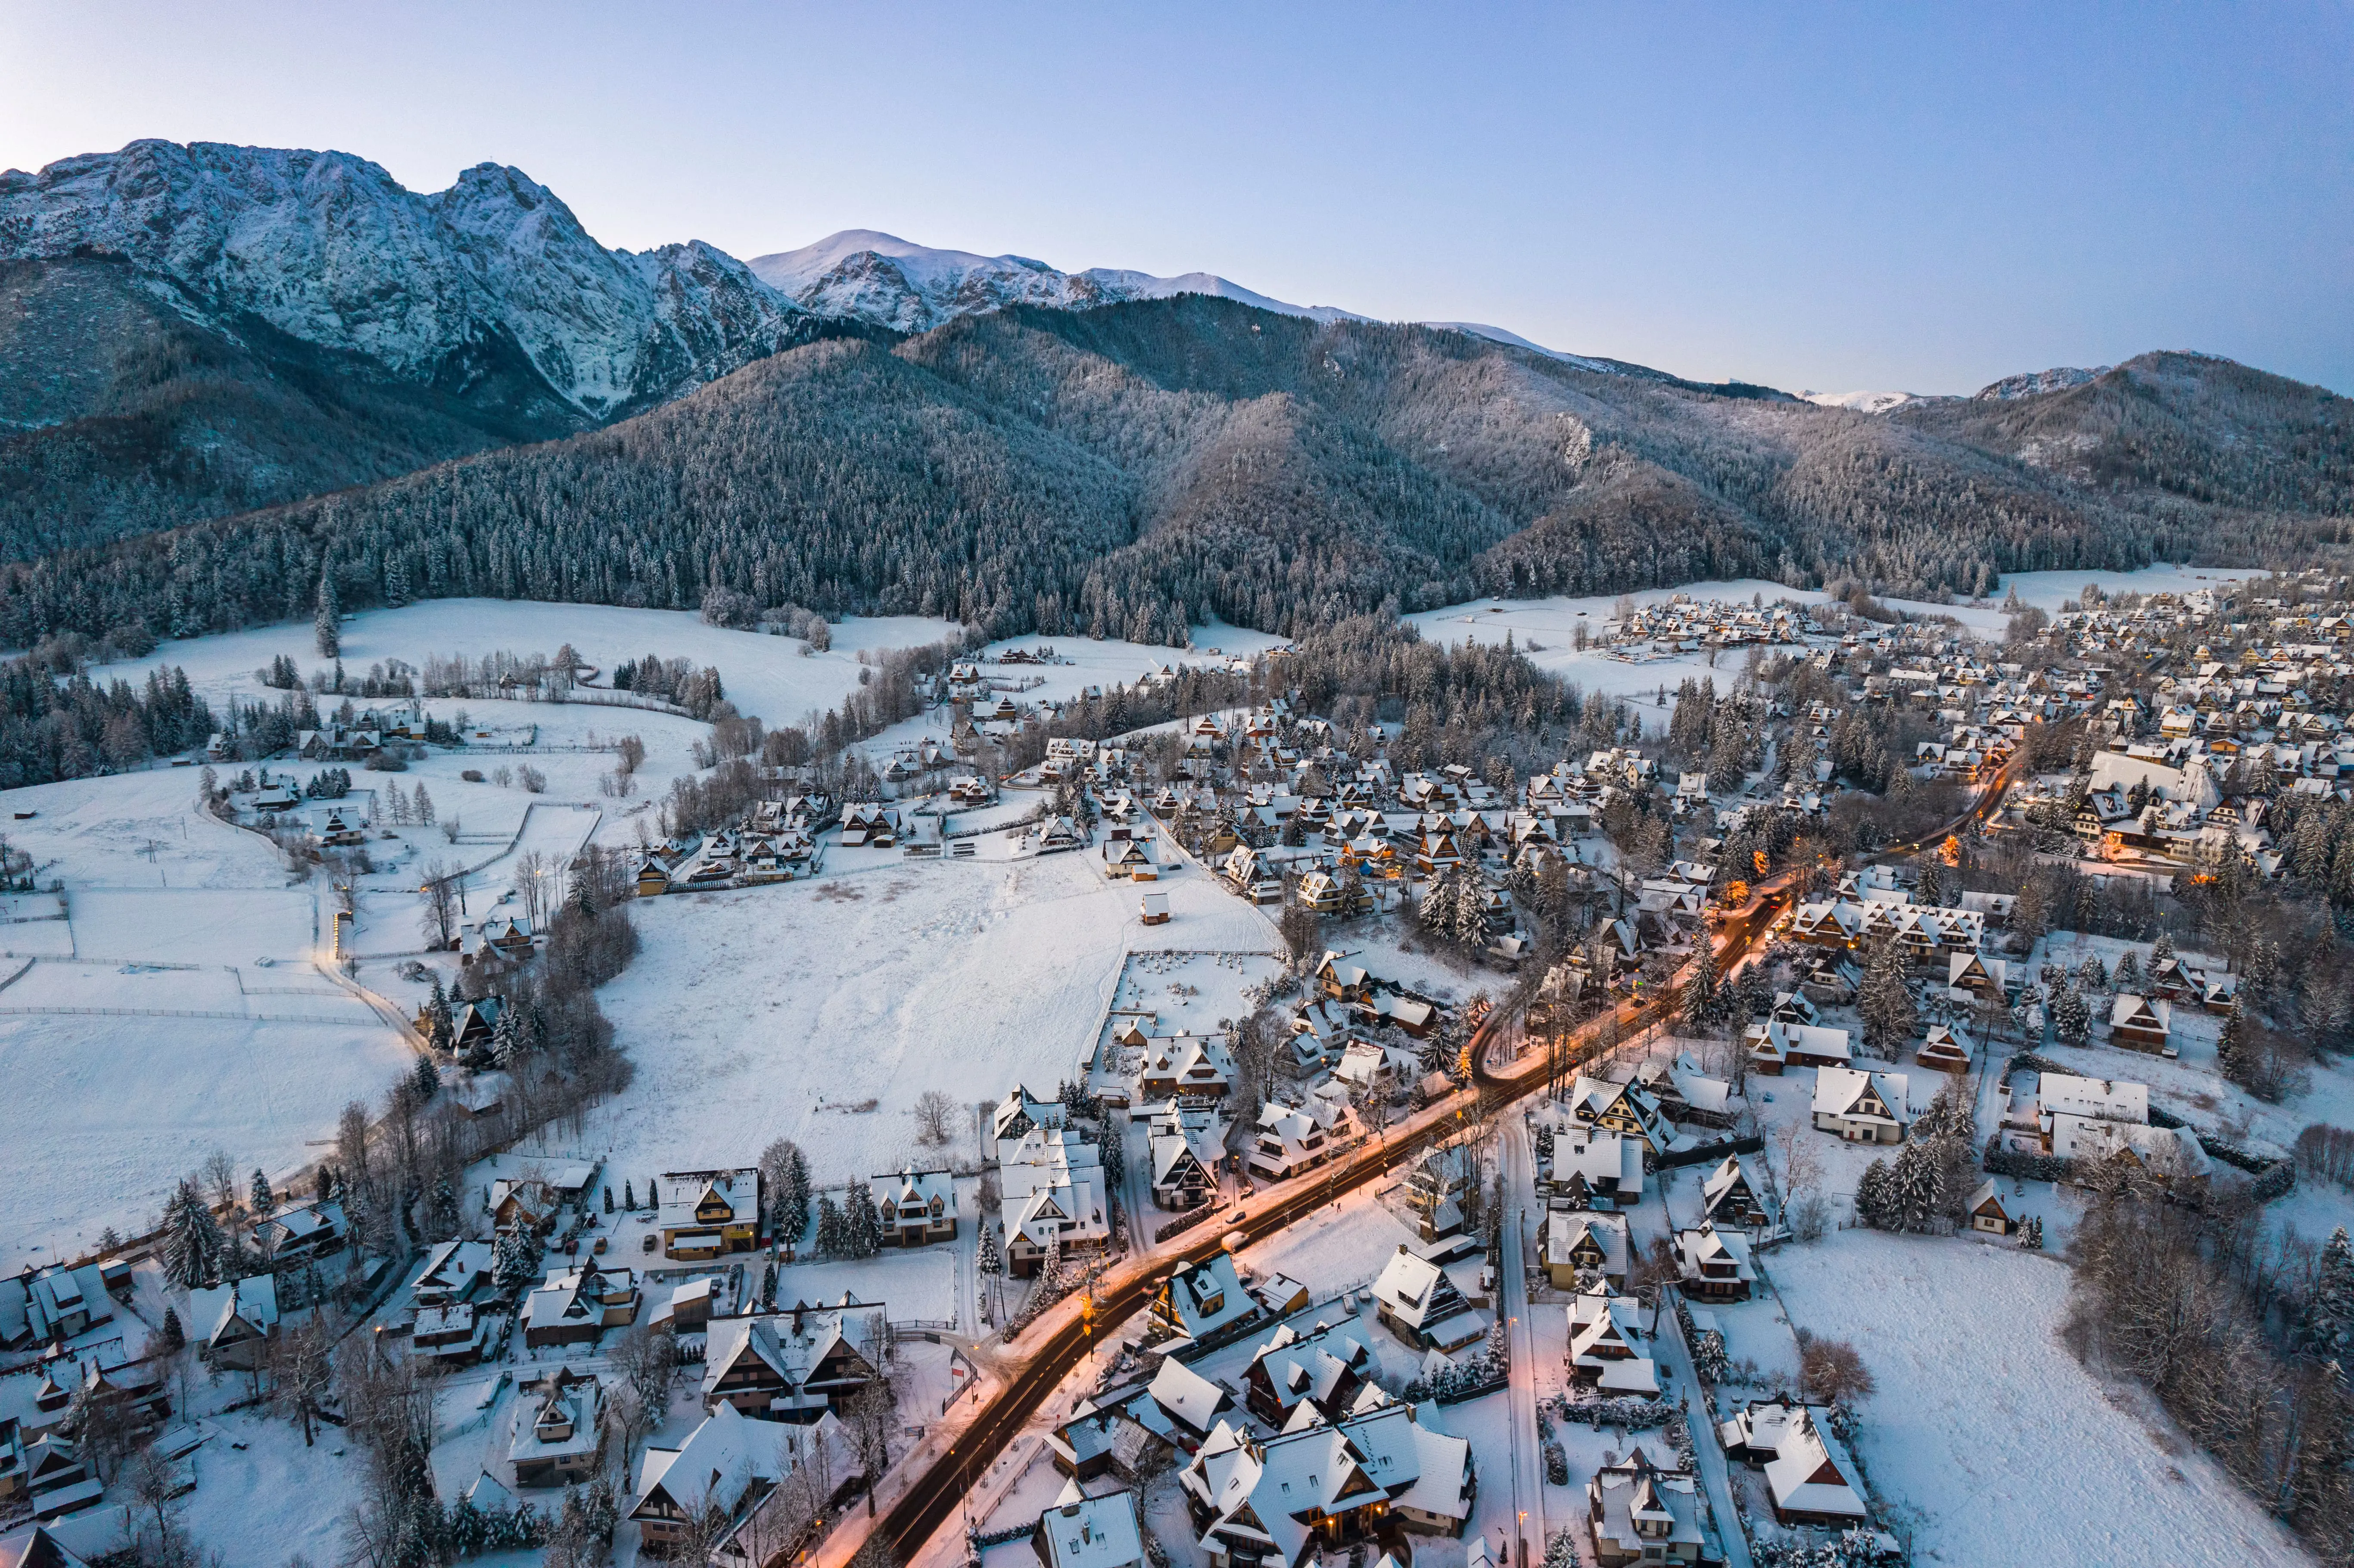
[{"x1": 4, "y1": 1, "x2": 2347, "y2": 394}]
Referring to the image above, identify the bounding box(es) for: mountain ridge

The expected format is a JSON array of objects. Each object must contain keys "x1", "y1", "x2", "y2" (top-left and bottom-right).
[{"x1": 2, "y1": 299, "x2": 2343, "y2": 663}]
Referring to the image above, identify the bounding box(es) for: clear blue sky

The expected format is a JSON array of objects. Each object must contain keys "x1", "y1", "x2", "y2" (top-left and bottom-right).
[{"x1": 4, "y1": 1, "x2": 2348, "y2": 395}]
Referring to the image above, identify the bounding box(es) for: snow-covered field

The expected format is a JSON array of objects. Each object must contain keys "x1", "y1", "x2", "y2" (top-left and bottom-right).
[
  {"x1": 549, "y1": 848, "x2": 1279, "y2": 1192},
  {"x1": 1770, "y1": 1230, "x2": 2314, "y2": 1567}
]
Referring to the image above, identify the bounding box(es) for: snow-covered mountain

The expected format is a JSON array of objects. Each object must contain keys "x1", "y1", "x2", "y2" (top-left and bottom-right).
[
  {"x1": 1975, "y1": 365, "x2": 2110, "y2": 401},
  {"x1": 0, "y1": 140, "x2": 812, "y2": 418},
  {"x1": 747, "y1": 229, "x2": 1368, "y2": 334},
  {"x1": 1802, "y1": 389, "x2": 1923, "y2": 414}
]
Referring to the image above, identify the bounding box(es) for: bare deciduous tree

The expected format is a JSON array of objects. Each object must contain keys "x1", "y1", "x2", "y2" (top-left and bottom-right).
[
  {"x1": 419, "y1": 860, "x2": 461, "y2": 949},
  {"x1": 1796, "y1": 1329, "x2": 1877, "y2": 1405},
  {"x1": 910, "y1": 1089, "x2": 959, "y2": 1149}
]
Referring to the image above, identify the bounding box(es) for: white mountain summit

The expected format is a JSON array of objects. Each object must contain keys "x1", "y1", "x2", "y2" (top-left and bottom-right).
[{"x1": 747, "y1": 229, "x2": 1368, "y2": 335}]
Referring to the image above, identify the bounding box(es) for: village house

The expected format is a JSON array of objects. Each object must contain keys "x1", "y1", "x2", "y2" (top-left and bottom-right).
[
  {"x1": 413, "y1": 1301, "x2": 488, "y2": 1367},
  {"x1": 629, "y1": 1401, "x2": 850, "y2": 1559},
  {"x1": 1563, "y1": 1074, "x2": 1674, "y2": 1155},
  {"x1": 1248, "y1": 1092, "x2": 1360, "y2": 1181},
  {"x1": 0, "y1": 1263, "x2": 114, "y2": 1350},
  {"x1": 1000, "y1": 1125, "x2": 1111, "y2": 1276},
  {"x1": 659, "y1": 1167, "x2": 764, "y2": 1260},
  {"x1": 1369, "y1": 1246, "x2": 1488, "y2": 1352},
  {"x1": 1811, "y1": 1067, "x2": 1909, "y2": 1143},
  {"x1": 2108, "y1": 992, "x2": 2176, "y2": 1055},
  {"x1": 1719, "y1": 1401, "x2": 1871, "y2": 1528},
  {"x1": 1540, "y1": 1210, "x2": 1632, "y2": 1290},
  {"x1": 1152, "y1": 1253, "x2": 1262, "y2": 1343},
  {"x1": 1178, "y1": 1404, "x2": 1474, "y2": 1567},
  {"x1": 1540, "y1": 1123, "x2": 1645, "y2": 1211},
  {"x1": 406, "y1": 1238, "x2": 495, "y2": 1317},
  {"x1": 510, "y1": 1367, "x2": 606, "y2": 1487},
  {"x1": 1242, "y1": 1316, "x2": 1379, "y2": 1427},
  {"x1": 1567, "y1": 1290, "x2": 1659, "y2": 1397},
  {"x1": 1915, "y1": 1022, "x2": 1972, "y2": 1075},
  {"x1": 1586, "y1": 1449, "x2": 1707, "y2": 1567},
  {"x1": 1672, "y1": 1223, "x2": 1756, "y2": 1301},
  {"x1": 521, "y1": 1258, "x2": 641, "y2": 1349},
  {"x1": 875, "y1": 1167, "x2": 957, "y2": 1246},
  {"x1": 248, "y1": 1201, "x2": 349, "y2": 1269},
  {"x1": 1145, "y1": 1101, "x2": 1223, "y2": 1212},
  {"x1": 1701, "y1": 1154, "x2": 1770, "y2": 1229},
  {"x1": 1403, "y1": 1146, "x2": 1470, "y2": 1244},
  {"x1": 1140, "y1": 1033, "x2": 1238, "y2": 1099},
  {"x1": 1034, "y1": 1483, "x2": 1148, "y2": 1568},
  {"x1": 187, "y1": 1276, "x2": 278, "y2": 1372},
  {"x1": 1743, "y1": 1019, "x2": 1852, "y2": 1076},
  {"x1": 1966, "y1": 1180, "x2": 2018, "y2": 1236},
  {"x1": 702, "y1": 1300, "x2": 886, "y2": 1421}
]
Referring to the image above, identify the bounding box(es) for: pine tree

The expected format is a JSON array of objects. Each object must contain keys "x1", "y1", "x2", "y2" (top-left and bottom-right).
[
  {"x1": 603, "y1": 1185, "x2": 614, "y2": 1215},
  {"x1": 159, "y1": 1177, "x2": 224, "y2": 1289},
  {"x1": 430, "y1": 1176, "x2": 460, "y2": 1239},
  {"x1": 1857, "y1": 940, "x2": 1917, "y2": 1057},
  {"x1": 1680, "y1": 939, "x2": 1722, "y2": 1031},
  {"x1": 816, "y1": 1192, "x2": 846, "y2": 1257},
  {"x1": 249, "y1": 1168, "x2": 274, "y2": 1216},
  {"x1": 411, "y1": 1055, "x2": 440, "y2": 1100},
  {"x1": 2153, "y1": 931, "x2": 2175, "y2": 964},
  {"x1": 314, "y1": 571, "x2": 340, "y2": 657},
  {"x1": 2053, "y1": 983, "x2": 2092, "y2": 1046},
  {"x1": 845, "y1": 1182, "x2": 881, "y2": 1259},
  {"x1": 2304, "y1": 1228, "x2": 2354, "y2": 1355},
  {"x1": 623, "y1": 1179, "x2": 636, "y2": 1210},
  {"x1": 2114, "y1": 949, "x2": 2141, "y2": 992},
  {"x1": 778, "y1": 1145, "x2": 812, "y2": 1249},
  {"x1": 1890, "y1": 1138, "x2": 1944, "y2": 1233},
  {"x1": 414, "y1": 784, "x2": 434, "y2": 825},
  {"x1": 1854, "y1": 1159, "x2": 1897, "y2": 1230},
  {"x1": 2217, "y1": 998, "x2": 2254, "y2": 1086}
]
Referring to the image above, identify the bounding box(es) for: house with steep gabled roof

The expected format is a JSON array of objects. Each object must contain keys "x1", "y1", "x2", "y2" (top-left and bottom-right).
[
  {"x1": 2108, "y1": 992, "x2": 2175, "y2": 1055},
  {"x1": 1540, "y1": 1211, "x2": 1631, "y2": 1290},
  {"x1": 1567, "y1": 1291, "x2": 1659, "y2": 1397},
  {"x1": 1719, "y1": 1401, "x2": 1870, "y2": 1528},
  {"x1": 1586, "y1": 1447, "x2": 1706, "y2": 1566},
  {"x1": 875, "y1": 1167, "x2": 956, "y2": 1246},
  {"x1": 1242, "y1": 1316, "x2": 1378, "y2": 1427},
  {"x1": 1701, "y1": 1154, "x2": 1769, "y2": 1229},
  {"x1": 1811, "y1": 1067, "x2": 1908, "y2": 1144},
  {"x1": 1177, "y1": 1403, "x2": 1473, "y2": 1568},
  {"x1": 658, "y1": 1167, "x2": 763, "y2": 1260},
  {"x1": 1152, "y1": 1252, "x2": 1261, "y2": 1343},
  {"x1": 1672, "y1": 1223, "x2": 1755, "y2": 1301},
  {"x1": 702, "y1": 1300, "x2": 885, "y2": 1421},
  {"x1": 187, "y1": 1275, "x2": 279, "y2": 1372},
  {"x1": 1369, "y1": 1246, "x2": 1488, "y2": 1352}
]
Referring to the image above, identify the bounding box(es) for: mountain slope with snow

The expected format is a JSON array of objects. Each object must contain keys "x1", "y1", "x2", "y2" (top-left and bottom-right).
[{"x1": 0, "y1": 140, "x2": 816, "y2": 420}]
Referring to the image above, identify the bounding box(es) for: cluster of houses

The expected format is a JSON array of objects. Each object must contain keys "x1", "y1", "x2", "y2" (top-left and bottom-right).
[
  {"x1": 634, "y1": 795, "x2": 838, "y2": 895},
  {"x1": 1028, "y1": 1252, "x2": 1476, "y2": 1568}
]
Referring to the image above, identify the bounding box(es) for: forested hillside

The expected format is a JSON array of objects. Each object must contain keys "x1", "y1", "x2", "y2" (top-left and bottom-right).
[{"x1": 0, "y1": 299, "x2": 2345, "y2": 654}]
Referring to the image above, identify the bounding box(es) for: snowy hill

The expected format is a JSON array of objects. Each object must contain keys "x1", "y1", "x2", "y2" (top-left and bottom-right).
[
  {"x1": 747, "y1": 228, "x2": 1367, "y2": 334},
  {"x1": 0, "y1": 140, "x2": 813, "y2": 419},
  {"x1": 1975, "y1": 365, "x2": 2111, "y2": 401},
  {"x1": 1802, "y1": 389, "x2": 1924, "y2": 414}
]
